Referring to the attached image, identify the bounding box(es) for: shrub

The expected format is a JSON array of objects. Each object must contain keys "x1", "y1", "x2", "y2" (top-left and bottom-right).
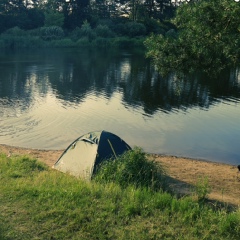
[
  {"x1": 79, "y1": 21, "x2": 96, "y2": 41},
  {"x1": 125, "y1": 22, "x2": 147, "y2": 37},
  {"x1": 40, "y1": 26, "x2": 64, "y2": 41},
  {"x1": 111, "y1": 37, "x2": 144, "y2": 49},
  {"x1": 3, "y1": 26, "x2": 28, "y2": 36},
  {"x1": 76, "y1": 37, "x2": 91, "y2": 47},
  {"x1": 69, "y1": 27, "x2": 82, "y2": 41},
  {"x1": 113, "y1": 22, "x2": 146, "y2": 37},
  {"x1": 194, "y1": 176, "x2": 211, "y2": 201},
  {"x1": 95, "y1": 25, "x2": 115, "y2": 38},
  {"x1": 94, "y1": 147, "x2": 167, "y2": 191}
]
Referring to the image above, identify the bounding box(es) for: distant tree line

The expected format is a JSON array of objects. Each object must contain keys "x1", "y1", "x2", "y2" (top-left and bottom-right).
[{"x1": 0, "y1": 0, "x2": 176, "y2": 34}]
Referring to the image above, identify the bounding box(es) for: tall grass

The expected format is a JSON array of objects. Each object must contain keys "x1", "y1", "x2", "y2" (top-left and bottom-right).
[
  {"x1": 0, "y1": 152, "x2": 239, "y2": 239},
  {"x1": 94, "y1": 147, "x2": 167, "y2": 191}
]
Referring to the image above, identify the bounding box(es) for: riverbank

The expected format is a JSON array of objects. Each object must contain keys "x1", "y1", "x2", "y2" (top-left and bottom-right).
[{"x1": 0, "y1": 144, "x2": 239, "y2": 207}]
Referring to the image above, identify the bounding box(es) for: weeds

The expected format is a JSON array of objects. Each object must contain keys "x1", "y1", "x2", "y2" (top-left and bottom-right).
[{"x1": 194, "y1": 176, "x2": 211, "y2": 201}]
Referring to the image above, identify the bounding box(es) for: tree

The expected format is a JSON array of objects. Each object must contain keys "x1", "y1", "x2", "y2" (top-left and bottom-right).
[
  {"x1": 44, "y1": 10, "x2": 64, "y2": 27},
  {"x1": 63, "y1": 0, "x2": 91, "y2": 30},
  {"x1": 0, "y1": 0, "x2": 45, "y2": 31},
  {"x1": 145, "y1": 0, "x2": 240, "y2": 74}
]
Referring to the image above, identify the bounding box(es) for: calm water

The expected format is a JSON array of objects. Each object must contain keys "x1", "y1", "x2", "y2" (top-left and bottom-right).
[{"x1": 0, "y1": 48, "x2": 240, "y2": 165}]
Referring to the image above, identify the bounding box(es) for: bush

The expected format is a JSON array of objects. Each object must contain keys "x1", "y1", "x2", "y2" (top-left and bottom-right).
[
  {"x1": 69, "y1": 27, "x2": 82, "y2": 41},
  {"x1": 40, "y1": 26, "x2": 65, "y2": 41},
  {"x1": 113, "y1": 22, "x2": 146, "y2": 37},
  {"x1": 79, "y1": 21, "x2": 96, "y2": 41},
  {"x1": 94, "y1": 147, "x2": 167, "y2": 191},
  {"x1": 95, "y1": 25, "x2": 115, "y2": 38},
  {"x1": 194, "y1": 176, "x2": 211, "y2": 202},
  {"x1": 76, "y1": 37, "x2": 91, "y2": 47},
  {"x1": 125, "y1": 22, "x2": 147, "y2": 37},
  {"x1": 3, "y1": 26, "x2": 28, "y2": 36}
]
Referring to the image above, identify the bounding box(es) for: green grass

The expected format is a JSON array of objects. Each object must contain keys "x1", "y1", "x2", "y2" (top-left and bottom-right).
[{"x1": 0, "y1": 151, "x2": 239, "y2": 240}]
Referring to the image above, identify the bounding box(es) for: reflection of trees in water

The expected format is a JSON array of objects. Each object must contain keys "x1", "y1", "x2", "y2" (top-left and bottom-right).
[
  {"x1": 0, "y1": 59, "x2": 33, "y2": 116},
  {"x1": 121, "y1": 65, "x2": 240, "y2": 114},
  {"x1": 1, "y1": 49, "x2": 240, "y2": 116},
  {"x1": 48, "y1": 49, "x2": 120, "y2": 102}
]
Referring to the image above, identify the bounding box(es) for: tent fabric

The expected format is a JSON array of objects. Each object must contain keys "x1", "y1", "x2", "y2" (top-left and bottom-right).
[{"x1": 53, "y1": 130, "x2": 131, "y2": 179}]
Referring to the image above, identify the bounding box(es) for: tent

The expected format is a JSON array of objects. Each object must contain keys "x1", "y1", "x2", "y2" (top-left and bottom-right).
[{"x1": 53, "y1": 130, "x2": 131, "y2": 179}]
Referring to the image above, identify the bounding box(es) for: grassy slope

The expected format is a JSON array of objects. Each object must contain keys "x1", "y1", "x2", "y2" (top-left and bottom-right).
[{"x1": 0, "y1": 153, "x2": 239, "y2": 240}]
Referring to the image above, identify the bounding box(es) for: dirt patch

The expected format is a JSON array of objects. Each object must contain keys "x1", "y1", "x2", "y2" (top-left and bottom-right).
[
  {"x1": 1, "y1": 144, "x2": 239, "y2": 207},
  {"x1": 152, "y1": 154, "x2": 240, "y2": 207}
]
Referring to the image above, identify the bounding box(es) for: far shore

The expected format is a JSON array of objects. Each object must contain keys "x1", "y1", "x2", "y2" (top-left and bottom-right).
[{"x1": 0, "y1": 144, "x2": 239, "y2": 207}]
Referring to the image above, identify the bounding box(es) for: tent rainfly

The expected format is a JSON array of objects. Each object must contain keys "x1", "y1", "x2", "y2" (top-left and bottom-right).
[{"x1": 53, "y1": 130, "x2": 131, "y2": 180}]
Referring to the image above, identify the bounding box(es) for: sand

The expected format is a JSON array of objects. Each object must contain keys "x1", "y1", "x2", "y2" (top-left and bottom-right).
[{"x1": 0, "y1": 144, "x2": 239, "y2": 207}]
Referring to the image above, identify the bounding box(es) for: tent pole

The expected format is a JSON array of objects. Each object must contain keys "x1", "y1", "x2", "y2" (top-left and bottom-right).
[{"x1": 107, "y1": 139, "x2": 117, "y2": 159}]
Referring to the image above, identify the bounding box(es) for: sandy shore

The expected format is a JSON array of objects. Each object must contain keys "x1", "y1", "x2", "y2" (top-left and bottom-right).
[{"x1": 0, "y1": 144, "x2": 239, "y2": 207}]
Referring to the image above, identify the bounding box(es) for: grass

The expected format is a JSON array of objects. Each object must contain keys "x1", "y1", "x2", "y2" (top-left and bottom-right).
[{"x1": 0, "y1": 150, "x2": 240, "y2": 239}]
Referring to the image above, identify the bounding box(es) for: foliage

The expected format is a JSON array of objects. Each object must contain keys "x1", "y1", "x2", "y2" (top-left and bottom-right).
[
  {"x1": 0, "y1": 34, "x2": 45, "y2": 49},
  {"x1": 40, "y1": 26, "x2": 65, "y2": 41},
  {"x1": 194, "y1": 176, "x2": 211, "y2": 202},
  {"x1": 0, "y1": 3, "x2": 44, "y2": 32},
  {"x1": 69, "y1": 27, "x2": 82, "y2": 41},
  {"x1": 3, "y1": 27, "x2": 28, "y2": 36},
  {"x1": 95, "y1": 24, "x2": 115, "y2": 38},
  {"x1": 143, "y1": 18, "x2": 168, "y2": 35},
  {"x1": 76, "y1": 37, "x2": 92, "y2": 47},
  {"x1": 0, "y1": 0, "x2": 176, "y2": 35},
  {"x1": 113, "y1": 21, "x2": 147, "y2": 37},
  {"x1": 145, "y1": 0, "x2": 240, "y2": 75},
  {"x1": 125, "y1": 22, "x2": 147, "y2": 37},
  {"x1": 44, "y1": 10, "x2": 64, "y2": 27},
  {"x1": 0, "y1": 152, "x2": 240, "y2": 239},
  {"x1": 94, "y1": 147, "x2": 167, "y2": 191},
  {"x1": 0, "y1": 0, "x2": 177, "y2": 49},
  {"x1": 20, "y1": 8, "x2": 45, "y2": 30},
  {"x1": 79, "y1": 21, "x2": 96, "y2": 41}
]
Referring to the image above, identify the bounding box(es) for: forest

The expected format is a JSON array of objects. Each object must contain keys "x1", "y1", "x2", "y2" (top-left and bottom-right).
[
  {"x1": 0, "y1": 1, "x2": 177, "y2": 35},
  {"x1": 0, "y1": 0, "x2": 183, "y2": 49}
]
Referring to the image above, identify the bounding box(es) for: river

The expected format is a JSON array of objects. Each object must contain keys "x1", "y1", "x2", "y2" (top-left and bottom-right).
[{"x1": 0, "y1": 48, "x2": 240, "y2": 165}]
